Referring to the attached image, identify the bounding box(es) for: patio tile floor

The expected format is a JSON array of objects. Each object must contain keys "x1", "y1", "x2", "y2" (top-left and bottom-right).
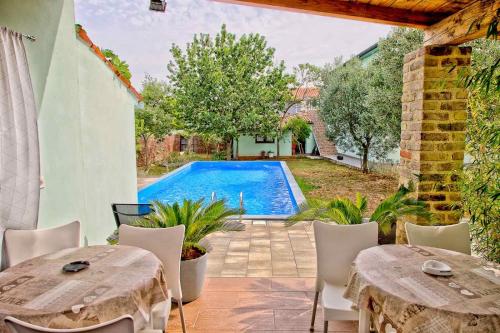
[
  {"x1": 167, "y1": 278, "x2": 357, "y2": 332},
  {"x1": 205, "y1": 221, "x2": 316, "y2": 278},
  {"x1": 167, "y1": 221, "x2": 356, "y2": 332}
]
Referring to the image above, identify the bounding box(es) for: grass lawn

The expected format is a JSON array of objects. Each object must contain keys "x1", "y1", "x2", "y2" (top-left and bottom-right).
[{"x1": 286, "y1": 158, "x2": 398, "y2": 213}]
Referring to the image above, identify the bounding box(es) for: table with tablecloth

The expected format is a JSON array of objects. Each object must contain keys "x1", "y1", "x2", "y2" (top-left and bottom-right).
[
  {"x1": 345, "y1": 244, "x2": 500, "y2": 333},
  {"x1": 0, "y1": 245, "x2": 168, "y2": 332}
]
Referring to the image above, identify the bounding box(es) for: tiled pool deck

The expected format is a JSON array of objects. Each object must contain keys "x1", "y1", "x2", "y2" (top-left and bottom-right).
[
  {"x1": 206, "y1": 221, "x2": 316, "y2": 277},
  {"x1": 167, "y1": 221, "x2": 357, "y2": 332}
]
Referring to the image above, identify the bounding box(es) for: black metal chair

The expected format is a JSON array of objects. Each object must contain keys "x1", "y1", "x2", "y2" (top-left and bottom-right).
[{"x1": 111, "y1": 203, "x2": 154, "y2": 228}]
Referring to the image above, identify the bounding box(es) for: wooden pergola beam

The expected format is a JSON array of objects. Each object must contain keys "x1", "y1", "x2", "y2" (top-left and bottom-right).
[
  {"x1": 424, "y1": 0, "x2": 500, "y2": 46},
  {"x1": 214, "y1": 0, "x2": 449, "y2": 28}
]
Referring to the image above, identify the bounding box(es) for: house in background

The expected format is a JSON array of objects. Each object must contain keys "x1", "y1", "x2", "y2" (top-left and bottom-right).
[
  {"x1": 235, "y1": 87, "x2": 336, "y2": 159},
  {"x1": 0, "y1": 0, "x2": 140, "y2": 246}
]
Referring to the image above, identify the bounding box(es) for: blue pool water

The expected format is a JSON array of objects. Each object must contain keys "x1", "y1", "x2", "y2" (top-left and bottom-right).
[{"x1": 138, "y1": 161, "x2": 299, "y2": 216}]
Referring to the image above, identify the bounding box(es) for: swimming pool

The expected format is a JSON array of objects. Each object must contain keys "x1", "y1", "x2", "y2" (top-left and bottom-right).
[{"x1": 138, "y1": 161, "x2": 305, "y2": 217}]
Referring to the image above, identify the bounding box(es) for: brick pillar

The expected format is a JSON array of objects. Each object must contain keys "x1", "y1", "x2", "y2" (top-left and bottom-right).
[{"x1": 397, "y1": 45, "x2": 471, "y2": 244}]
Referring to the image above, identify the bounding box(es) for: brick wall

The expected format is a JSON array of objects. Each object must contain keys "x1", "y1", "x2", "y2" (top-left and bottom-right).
[{"x1": 398, "y1": 45, "x2": 471, "y2": 243}]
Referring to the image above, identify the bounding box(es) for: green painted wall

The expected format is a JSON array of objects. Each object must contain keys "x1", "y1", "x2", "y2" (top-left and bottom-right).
[
  {"x1": 77, "y1": 34, "x2": 138, "y2": 245},
  {"x1": 236, "y1": 133, "x2": 292, "y2": 157},
  {"x1": 236, "y1": 126, "x2": 316, "y2": 157},
  {"x1": 0, "y1": 0, "x2": 137, "y2": 245},
  {"x1": 305, "y1": 125, "x2": 316, "y2": 154}
]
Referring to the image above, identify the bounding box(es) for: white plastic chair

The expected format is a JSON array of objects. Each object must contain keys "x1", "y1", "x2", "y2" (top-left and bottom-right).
[
  {"x1": 311, "y1": 221, "x2": 378, "y2": 333},
  {"x1": 405, "y1": 222, "x2": 471, "y2": 255},
  {"x1": 119, "y1": 224, "x2": 186, "y2": 333},
  {"x1": 4, "y1": 221, "x2": 80, "y2": 268},
  {"x1": 4, "y1": 315, "x2": 137, "y2": 333}
]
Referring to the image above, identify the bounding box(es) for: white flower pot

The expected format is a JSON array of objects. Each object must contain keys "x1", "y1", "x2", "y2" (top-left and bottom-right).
[{"x1": 179, "y1": 253, "x2": 208, "y2": 302}]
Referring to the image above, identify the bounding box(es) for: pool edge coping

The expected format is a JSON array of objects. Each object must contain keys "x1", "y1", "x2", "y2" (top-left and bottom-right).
[
  {"x1": 138, "y1": 161, "x2": 194, "y2": 192},
  {"x1": 280, "y1": 161, "x2": 307, "y2": 210},
  {"x1": 138, "y1": 160, "x2": 307, "y2": 219}
]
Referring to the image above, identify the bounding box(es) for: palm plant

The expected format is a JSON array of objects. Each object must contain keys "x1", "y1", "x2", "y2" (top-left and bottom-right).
[
  {"x1": 287, "y1": 185, "x2": 433, "y2": 240},
  {"x1": 134, "y1": 199, "x2": 241, "y2": 260}
]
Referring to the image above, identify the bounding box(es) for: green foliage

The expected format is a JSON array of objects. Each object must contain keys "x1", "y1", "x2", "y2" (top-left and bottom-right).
[
  {"x1": 101, "y1": 49, "x2": 132, "y2": 80},
  {"x1": 287, "y1": 185, "x2": 432, "y2": 235},
  {"x1": 366, "y1": 28, "x2": 423, "y2": 144},
  {"x1": 320, "y1": 28, "x2": 423, "y2": 172},
  {"x1": 321, "y1": 59, "x2": 395, "y2": 172},
  {"x1": 462, "y1": 9, "x2": 499, "y2": 93},
  {"x1": 458, "y1": 39, "x2": 500, "y2": 261},
  {"x1": 135, "y1": 199, "x2": 242, "y2": 260},
  {"x1": 136, "y1": 76, "x2": 176, "y2": 169},
  {"x1": 283, "y1": 117, "x2": 312, "y2": 153},
  {"x1": 168, "y1": 24, "x2": 294, "y2": 159}
]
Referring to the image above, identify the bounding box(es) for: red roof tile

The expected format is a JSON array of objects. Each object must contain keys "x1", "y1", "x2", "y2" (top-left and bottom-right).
[
  {"x1": 76, "y1": 26, "x2": 142, "y2": 101},
  {"x1": 290, "y1": 87, "x2": 320, "y2": 100}
]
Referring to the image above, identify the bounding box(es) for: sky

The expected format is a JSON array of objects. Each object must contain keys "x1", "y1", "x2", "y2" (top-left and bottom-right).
[{"x1": 75, "y1": 0, "x2": 394, "y2": 88}]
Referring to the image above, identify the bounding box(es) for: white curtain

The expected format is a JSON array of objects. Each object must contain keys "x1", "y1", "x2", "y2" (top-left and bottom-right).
[{"x1": 0, "y1": 27, "x2": 40, "y2": 240}]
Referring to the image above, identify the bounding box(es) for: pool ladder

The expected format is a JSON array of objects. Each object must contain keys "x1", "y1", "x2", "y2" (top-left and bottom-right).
[{"x1": 210, "y1": 191, "x2": 244, "y2": 222}]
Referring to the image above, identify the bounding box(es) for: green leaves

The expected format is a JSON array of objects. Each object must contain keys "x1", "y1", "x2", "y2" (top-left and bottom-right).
[
  {"x1": 135, "y1": 199, "x2": 242, "y2": 259},
  {"x1": 168, "y1": 24, "x2": 294, "y2": 156},
  {"x1": 101, "y1": 49, "x2": 132, "y2": 80},
  {"x1": 287, "y1": 185, "x2": 432, "y2": 236},
  {"x1": 319, "y1": 28, "x2": 424, "y2": 172}
]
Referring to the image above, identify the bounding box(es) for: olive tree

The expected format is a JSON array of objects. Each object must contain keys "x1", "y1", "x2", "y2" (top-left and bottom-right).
[{"x1": 320, "y1": 59, "x2": 398, "y2": 172}]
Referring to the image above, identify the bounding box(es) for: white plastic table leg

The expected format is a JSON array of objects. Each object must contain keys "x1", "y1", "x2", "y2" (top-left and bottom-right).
[{"x1": 359, "y1": 309, "x2": 370, "y2": 333}]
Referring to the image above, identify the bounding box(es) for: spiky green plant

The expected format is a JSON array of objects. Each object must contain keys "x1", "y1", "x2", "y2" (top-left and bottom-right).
[
  {"x1": 370, "y1": 186, "x2": 432, "y2": 235},
  {"x1": 134, "y1": 199, "x2": 241, "y2": 259},
  {"x1": 287, "y1": 186, "x2": 432, "y2": 235}
]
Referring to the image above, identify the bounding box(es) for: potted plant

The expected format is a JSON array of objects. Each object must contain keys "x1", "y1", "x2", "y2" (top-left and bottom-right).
[
  {"x1": 135, "y1": 199, "x2": 242, "y2": 302},
  {"x1": 287, "y1": 185, "x2": 432, "y2": 244},
  {"x1": 268, "y1": 150, "x2": 274, "y2": 158}
]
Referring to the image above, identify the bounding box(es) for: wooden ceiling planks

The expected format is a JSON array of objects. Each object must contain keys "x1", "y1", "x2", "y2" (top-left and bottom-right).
[
  {"x1": 215, "y1": 0, "x2": 450, "y2": 27},
  {"x1": 214, "y1": 0, "x2": 498, "y2": 44}
]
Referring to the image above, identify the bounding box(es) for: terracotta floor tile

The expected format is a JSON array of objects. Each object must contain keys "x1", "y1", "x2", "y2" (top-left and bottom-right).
[
  {"x1": 205, "y1": 278, "x2": 272, "y2": 292},
  {"x1": 247, "y1": 269, "x2": 273, "y2": 277},
  {"x1": 195, "y1": 308, "x2": 275, "y2": 331},
  {"x1": 237, "y1": 291, "x2": 312, "y2": 309},
  {"x1": 271, "y1": 278, "x2": 315, "y2": 292},
  {"x1": 274, "y1": 309, "x2": 357, "y2": 332}
]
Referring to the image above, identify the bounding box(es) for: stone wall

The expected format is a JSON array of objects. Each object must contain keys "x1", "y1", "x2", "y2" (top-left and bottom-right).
[{"x1": 398, "y1": 45, "x2": 471, "y2": 243}]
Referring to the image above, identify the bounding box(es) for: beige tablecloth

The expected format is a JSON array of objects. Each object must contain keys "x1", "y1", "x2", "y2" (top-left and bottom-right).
[
  {"x1": 0, "y1": 245, "x2": 168, "y2": 332},
  {"x1": 345, "y1": 245, "x2": 500, "y2": 333}
]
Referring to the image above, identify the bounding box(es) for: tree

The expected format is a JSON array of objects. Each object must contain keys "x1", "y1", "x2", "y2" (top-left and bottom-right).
[
  {"x1": 321, "y1": 59, "x2": 395, "y2": 172},
  {"x1": 366, "y1": 28, "x2": 423, "y2": 146},
  {"x1": 283, "y1": 117, "x2": 311, "y2": 154},
  {"x1": 168, "y1": 24, "x2": 294, "y2": 160},
  {"x1": 101, "y1": 49, "x2": 132, "y2": 80},
  {"x1": 136, "y1": 76, "x2": 175, "y2": 170},
  {"x1": 458, "y1": 38, "x2": 500, "y2": 262}
]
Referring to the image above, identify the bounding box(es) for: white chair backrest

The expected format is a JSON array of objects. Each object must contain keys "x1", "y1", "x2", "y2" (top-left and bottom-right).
[
  {"x1": 119, "y1": 224, "x2": 185, "y2": 300},
  {"x1": 405, "y1": 222, "x2": 471, "y2": 255},
  {"x1": 313, "y1": 221, "x2": 378, "y2": 286},
  {"x1": 4, "y1": 221, "x2": 80, "y2": 268},
  {"x1": 4, "y1": 315, "x2": 133, "y2": 333}
]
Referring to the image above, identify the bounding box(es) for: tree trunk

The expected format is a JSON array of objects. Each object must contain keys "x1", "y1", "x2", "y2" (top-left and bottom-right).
[
  {"x1": 142, "y1": 134, "x2": 150, "y2": 172},
  {"x1": 361, "y1": 147, "x2": 369, "y2": 173},
  {"x1": 225, "y1": 139, "x2": 232, "y2": 161},
  {"x1": 236, "y1": 138, "x2": 239, "y2": 160},
  {"x1": 276, "y1": 137, "x2": 280, "y2": 158}
]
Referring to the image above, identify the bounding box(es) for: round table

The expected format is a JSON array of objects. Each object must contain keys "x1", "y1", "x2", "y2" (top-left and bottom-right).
[
  {"x1": 0, "y1": 245, "x2": 168, "y2": 332},
  {"x1": 344, "y1": 245, "x2": 500, "y2": 333}
]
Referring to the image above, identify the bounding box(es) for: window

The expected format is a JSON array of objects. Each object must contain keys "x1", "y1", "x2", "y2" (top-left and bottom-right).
[{"x1": 255, "y1": 136, "x2": 274, "y2": 143}]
